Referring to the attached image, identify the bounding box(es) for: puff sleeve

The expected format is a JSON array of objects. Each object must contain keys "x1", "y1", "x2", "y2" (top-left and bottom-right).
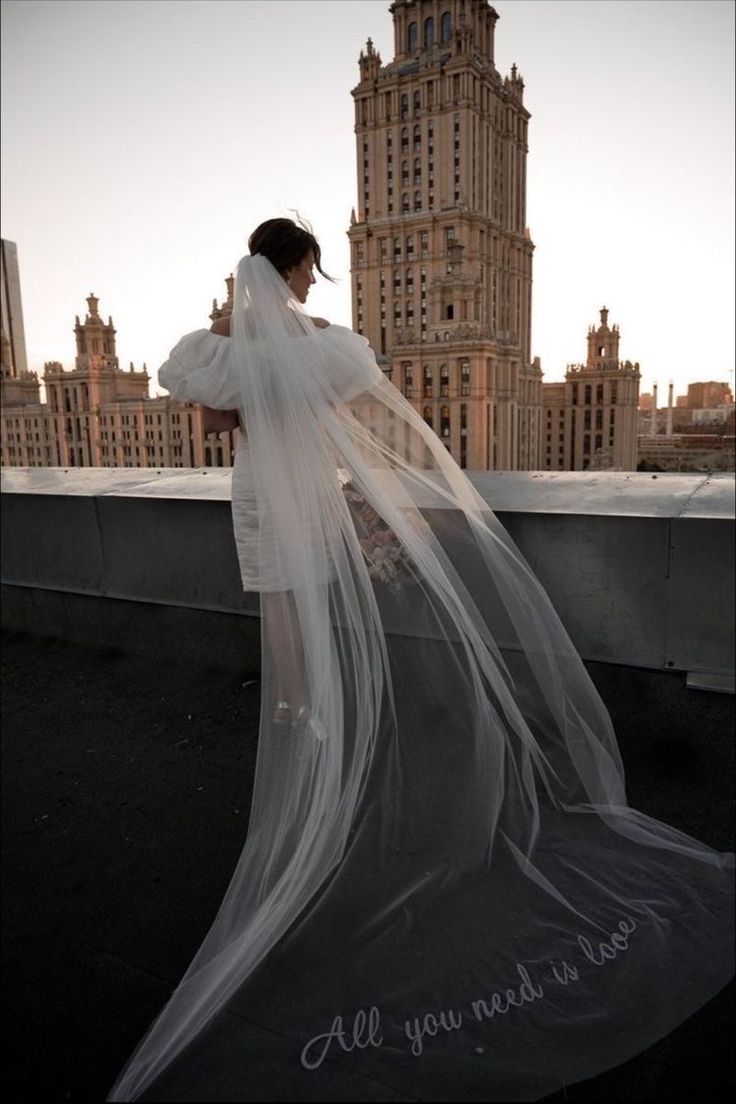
[
  {"x1": 158, "y1": 330, "x2": 240, "y2": 410},
  {"x1": 315, "y1": 325, "x2": 385, "y2": 402}
]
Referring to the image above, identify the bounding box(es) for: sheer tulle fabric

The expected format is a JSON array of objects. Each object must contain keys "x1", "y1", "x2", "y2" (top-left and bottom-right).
[{"x1": 109, "y1": 255, "x2": 733, "y2": 1102}]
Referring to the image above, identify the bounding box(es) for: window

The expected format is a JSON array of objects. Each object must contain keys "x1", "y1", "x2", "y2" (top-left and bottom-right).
[
  {"x1": 402, "y1": 160, "x2": 409, "y2": 184},
  {"x1": 440, "y1": 404, "x2": 450, "y2": 437},
  {"x1": 423, "y1": 406, "x2": 433, "y2": 428},
  {"x1": 440, "y1": 364, "x2": 449, "y2": 397},
  {"x1": 423, "y1": 365, "x2": 433, "y2": 398},
  {"x1": 445, "y1": 304, "x2": 454, "y2": 320},
  {"x1": 584, "y1": 384, "x2": 592, "y2": 405},
  {"x1": 424, "y1": 16, "x2": 434, "y2": 48},
  {"x1": 406, "y1": 235, "x2": 414, "y2": 259},
  {"x1": 461, "y1": 359, "x2": 470, "y2": 396},
  {"x1": 414, "y1": 190, "x2": 421, "y2": 211},
  {"x1": 401, "y1": 93, "x2": 409, "y2": 120},
  {"x1": 440, "y1": 11, "x2": 452, "y2": 43},
  {"x1": 413, "y1": 124, "x2": 421, "y2": 150},
  {"x1": 420, "y1": 233, "x2": 428, "y2": 258},
  {"x1": 408, "y1": 21, "x2": 417, "y2": 52},
  {"x1": 394, "y1": 237, "x2": 401, "y2": 261},
  {"x1": 596, "y1": 383, "x2": 604, "y2": 404},
  {"x1": 413, "y1": 157, "x2": 421, "y2": 182}
]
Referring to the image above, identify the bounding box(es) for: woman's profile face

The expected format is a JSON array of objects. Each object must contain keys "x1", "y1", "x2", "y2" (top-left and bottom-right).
[{"x1": 286, "y1": 249, "x2": 317, "y2": 304}]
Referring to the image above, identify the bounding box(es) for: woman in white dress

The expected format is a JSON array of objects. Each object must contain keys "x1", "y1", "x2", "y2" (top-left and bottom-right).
[{"x1": 108, "y1": 219, "x2": 733, "y2": 1103}]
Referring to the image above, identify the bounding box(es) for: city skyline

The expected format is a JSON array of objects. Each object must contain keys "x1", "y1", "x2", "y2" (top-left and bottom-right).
[{"x1": 1, "y1": 0, "x2": 734, "y2": 398}]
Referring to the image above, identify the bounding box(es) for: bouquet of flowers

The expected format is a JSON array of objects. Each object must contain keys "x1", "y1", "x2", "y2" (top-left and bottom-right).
[{"x1": 340, "y1": 477, "x2": 414, "y2": 592}]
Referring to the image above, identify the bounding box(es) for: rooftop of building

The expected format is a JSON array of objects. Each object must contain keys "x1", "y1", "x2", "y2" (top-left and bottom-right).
[{"x1": 2, "y1": 467, "x2": 734, "y2": 1101}]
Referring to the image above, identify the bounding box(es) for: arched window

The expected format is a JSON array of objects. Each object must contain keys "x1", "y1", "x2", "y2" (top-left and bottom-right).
[
  {"x1": 401, "y1": 94, "x2": 409, "y2": 120},
  {"x1": 408, "y1": 21, "x2": 417, "y2": 52},
  {"x1": 596, "y1": 383, "x2": 604, "y2": 404},
  {"x1": 440, "y1": 404, "x2": 450, "y2": 436},
  {"x1": 393, "y1": 237, "x2": 401, "y2": 261},
  {"x1": 413, "y1": 90, "x2": 421, "y2": 115},
  {"x1": 402, "y1": 192, "x2": 410, "y2": 212},
  {"x1": 413, "y1": 157, "x2": 421, "y2": 181},
  {"x1": 401, "y1": 127, "x2": 409, "y2": 152},
  {"x1": 424, "y1": 17, "x2": 435, "y2": 48},
  {"x1": 445, "y1": 304, "x2": 454, "y2": 320},
  {"x1": 414, "y1": 190, "x2": 422, "y2": 211},
  {"x1": 423, "y1": 366, "x2": 433, "y2": 398},
  {"x1": 402, "y1": 160, "x2": 409, "y2": 184},
  {"x1": 423, "y1": 406, "x2": 433, "y2": 427},
  {"x1": 406, "y1": 236, "x2": 414, "y2": 259},
  {"x1": 441, "y1": 11, "x2": 452, "y2": 42},
  {"x1": 413, "y1": 123, "x2": 421, "y2": 149},
  {"x1": 440, "y1": 363, "x2": 450, "y2": 397}
]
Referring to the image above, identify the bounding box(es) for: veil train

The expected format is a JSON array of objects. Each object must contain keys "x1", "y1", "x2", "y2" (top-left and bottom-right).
[{"x1": 108, "y1": 254, "x2": 734, "y2": 1102}]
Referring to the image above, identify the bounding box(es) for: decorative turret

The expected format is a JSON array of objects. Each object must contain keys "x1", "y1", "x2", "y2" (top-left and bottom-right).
[
  {"x1": 586, "y1": 305, "x2": 620, "y2": 368},
  {"x1": 359, "y1": 37, "x2": 381, "y2": 82},
  {"x1": 74, "y1": 293, "x2": 117, "y2": 362},
  {"x1": 209, "y1": 273, "x2": 235, "y2": 323},
  {"x1": 504, "y1": 63, "x2": 525, "y2": 102}
]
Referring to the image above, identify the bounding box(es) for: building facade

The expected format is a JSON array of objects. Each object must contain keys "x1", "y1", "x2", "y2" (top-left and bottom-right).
[
  {"x1": 542, "y1": 308, "x2": 640, "y2": 471},
  {"x1": 347, "y1": 0, "x2": 542, "y2": 470},
  {"x1": 1, "y1": 288, "x2": 237, "y2": 469}
]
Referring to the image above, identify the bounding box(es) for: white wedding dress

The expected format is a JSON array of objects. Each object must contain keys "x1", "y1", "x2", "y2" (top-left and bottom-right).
[{"x1": 108, "y1": 255, "x2": 734, "y2": 1102}]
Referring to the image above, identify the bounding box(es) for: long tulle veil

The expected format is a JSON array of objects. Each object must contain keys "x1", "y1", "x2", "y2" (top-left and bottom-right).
[{"x1": 108, "y1": 254, "x2": 733, "y2": 1102}]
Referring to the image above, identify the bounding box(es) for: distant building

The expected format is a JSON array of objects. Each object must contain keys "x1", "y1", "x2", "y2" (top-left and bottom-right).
[
  {"x1": 687, "y1": 381, "x2": 733, "y2": 410},
  {"x1": 347, "y1": 0, "x2": 542, "y2": 470},
  {"x1": 0, "y1": 288, "x2": 237, "y2": 469},
  {"x1": 1, "y1": 238, "x2": 29, "y2": 379},
  {"x1": 635, "y1": 378, "x2": 734, "y2": 471},
  {"x1": 637, "y1": 433, "x2": 734, "y2": 473},
  {"x1": 541, "y1": 308, "x2": 640, "y2": 471}
]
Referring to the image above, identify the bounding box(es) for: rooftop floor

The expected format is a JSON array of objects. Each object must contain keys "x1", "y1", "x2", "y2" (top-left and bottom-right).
[{"x1": 1, "y1": 602, "x2": 733, "y2": 1102}]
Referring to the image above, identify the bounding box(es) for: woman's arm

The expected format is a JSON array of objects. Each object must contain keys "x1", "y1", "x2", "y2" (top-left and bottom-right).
[
  {"x1": 203, "y1": 407, "x2": 239, "y2": 435},
  {"x1": 202, "y1": 316, "x2": 238, "y2": 432}
]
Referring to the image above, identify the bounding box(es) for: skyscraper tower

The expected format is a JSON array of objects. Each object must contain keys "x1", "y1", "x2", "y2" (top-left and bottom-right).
[
  {"x1": 1, "y1": 239, "x2": 29, "y2": 378},
  {"x1": 347, "y1": 0, "x2": 542, "y2": 469}
]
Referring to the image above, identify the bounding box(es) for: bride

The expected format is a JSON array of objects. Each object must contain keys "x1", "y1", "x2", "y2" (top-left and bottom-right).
[{"x1": 108, "y1": 218, "x2": 733, "y2": 1102}]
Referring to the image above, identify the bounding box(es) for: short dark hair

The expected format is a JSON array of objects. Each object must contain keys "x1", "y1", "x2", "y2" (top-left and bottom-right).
[{"x1": 248, "y1": 216, "x2": 334, "y2": 282}]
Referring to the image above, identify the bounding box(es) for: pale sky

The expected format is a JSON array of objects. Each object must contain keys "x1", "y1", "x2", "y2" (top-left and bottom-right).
[{"x1": 1, "y1": 0, "x2": 734, "y2": 400}]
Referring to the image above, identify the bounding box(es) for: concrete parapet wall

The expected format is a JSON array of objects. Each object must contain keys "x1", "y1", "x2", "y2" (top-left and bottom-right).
[{"x1": 1, "y1": 468, "x2": 733, "y2": 680}]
